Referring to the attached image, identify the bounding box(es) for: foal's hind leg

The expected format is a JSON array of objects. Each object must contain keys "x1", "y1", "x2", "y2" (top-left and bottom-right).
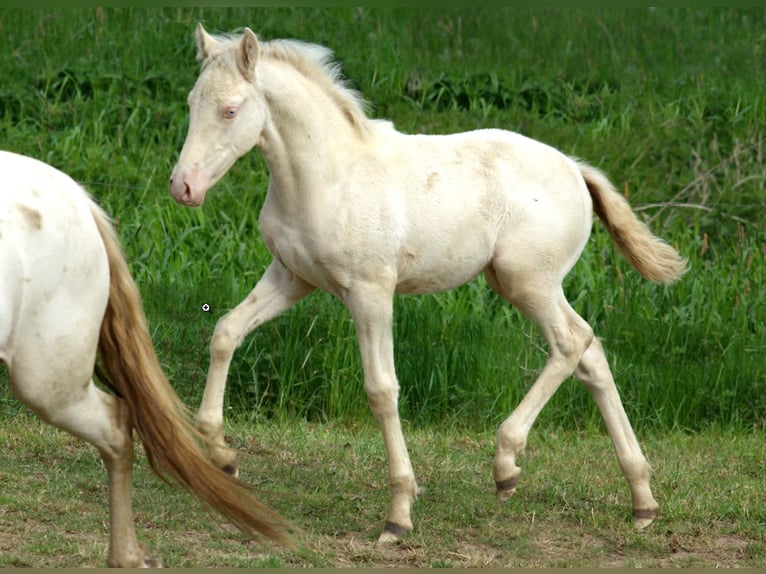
[
  {"x1": 574, "y1": 338, "x2": 659, "y2": 527},
  {"x1": 197, "y1": 259, "x2": 315, "y2": 474},
  {"x1": 11, "y1": 370, "x2": 162, "y2": 567},
  {"x1": 485, "y1": 267, "x2": 594, "y2": 501}
]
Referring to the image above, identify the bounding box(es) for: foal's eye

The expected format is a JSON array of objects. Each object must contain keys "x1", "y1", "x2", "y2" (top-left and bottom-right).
[{"x1": 223, "y1": 106, "x2": 238, "y2": 119}]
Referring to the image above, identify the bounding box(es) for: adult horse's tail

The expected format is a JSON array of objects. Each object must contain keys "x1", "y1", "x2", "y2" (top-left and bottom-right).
[
  {"x1": 577, "y1": 161, "x2": 688, "y2": 284},
  {"x1": 88, "y1": 201, "x2": 293, "y2": 546}
]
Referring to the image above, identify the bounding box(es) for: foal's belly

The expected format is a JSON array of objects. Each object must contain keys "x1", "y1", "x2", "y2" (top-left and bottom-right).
[
  {"x1": 393, "y1": 237, "x2": 492, "y2": 295},
  {"x1": 394, "y1": 266, "x2": 484, "y2": 295}
]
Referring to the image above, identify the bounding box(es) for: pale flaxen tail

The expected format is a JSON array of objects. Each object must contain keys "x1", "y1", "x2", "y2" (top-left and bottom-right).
[
  {"x1": 577, "y1": 160, "x2": 689, "y2": 283},
  {"x1": 88, "y1": 201, "x2": 294, "y2": 546}
]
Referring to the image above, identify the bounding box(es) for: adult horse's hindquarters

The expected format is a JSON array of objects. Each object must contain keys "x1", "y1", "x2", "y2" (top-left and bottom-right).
[{"x1": 0, "y1": 151, "x2": 292, "y2": 567}]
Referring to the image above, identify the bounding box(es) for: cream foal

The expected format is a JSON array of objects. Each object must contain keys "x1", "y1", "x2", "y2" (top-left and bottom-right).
[{"x1": 170, "y1": 24, "x2": 687, "y2": 543}]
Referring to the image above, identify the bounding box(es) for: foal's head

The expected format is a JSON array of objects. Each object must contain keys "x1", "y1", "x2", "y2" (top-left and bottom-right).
[{"x1": 170, "y1": 24, "x2": 265, "y2": 206}]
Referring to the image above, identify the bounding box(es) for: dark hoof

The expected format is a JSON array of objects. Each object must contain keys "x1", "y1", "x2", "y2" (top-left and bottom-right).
[
  {"x1": 221, "y1": 461, "x2": 239, "y2": 477},
  {"x1": 495, "y1": 474, "x2": 520, "y2": 500}
]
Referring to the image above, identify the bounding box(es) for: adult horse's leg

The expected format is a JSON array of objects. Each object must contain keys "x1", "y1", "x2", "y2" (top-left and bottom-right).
[
  {"x1": 197, "y1": 259, "x2": 315, "y2": 474},
  {"x1": 485, "y1": 265, "x2": 594, "y2": 502},
  {"x1": 345, "y1": 281, "x2": 418, "y2": 543},
  {"x1": 91, "y1": 391, "x2": 165, "y2": 568},
  {"x1": 10, "y1": 368, "x2": 160, "y2": 567},
  {"x1": 574, "y1": 337, "x2": 659, "y2": 527}
]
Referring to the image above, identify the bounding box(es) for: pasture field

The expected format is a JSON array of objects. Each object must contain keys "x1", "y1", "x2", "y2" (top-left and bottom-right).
[
  {"x1": 1, "y1": 414, "x2": 765, "y2": 568},
  {"x1": 1, "y1": 6, "x2": 763, "y2": 431},
  {"x1": 0, "y1": 7, "x2": 764, "y2": 567}
]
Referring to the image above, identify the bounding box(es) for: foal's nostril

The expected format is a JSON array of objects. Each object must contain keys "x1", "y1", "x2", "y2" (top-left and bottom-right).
[
  {"x1": 169, "y1": 176, "x2": 191, "y2": 203},
  {"x1": 169, "y1": 170, "x2": 206, "y2": 206}
]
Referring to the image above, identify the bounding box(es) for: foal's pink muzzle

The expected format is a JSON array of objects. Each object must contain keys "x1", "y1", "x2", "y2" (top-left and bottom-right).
[{"x1": 169, "y1": 168, "x2": 210, "y2": 207}]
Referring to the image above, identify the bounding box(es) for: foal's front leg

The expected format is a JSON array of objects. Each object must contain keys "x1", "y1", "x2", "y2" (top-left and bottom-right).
[
  {"x1": 345, "y1": 283, "x2": 418, "y2": 543},
  {"x1": 197, "y1": 259, "x2": 315, "y2": 474}
]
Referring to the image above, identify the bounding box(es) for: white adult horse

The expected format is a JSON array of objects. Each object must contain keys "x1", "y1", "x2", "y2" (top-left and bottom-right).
[
  {"x1": 0, "y1": 151, "x2": 291, "y2": 567},
  {"x1": 170, "y1": 24, "x2": 688, "y2": 543}
]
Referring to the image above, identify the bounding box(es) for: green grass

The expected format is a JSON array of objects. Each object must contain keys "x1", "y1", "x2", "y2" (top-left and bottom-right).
[
  {"x1": 0, "y1": 13, "x2": 765, "y2": 563},
  {"x1": 1, "y1": 413, "x2": 764, "y2": 567},
  {"x1": 1, "y1": 7, "x2": 764, "y2": 432}
]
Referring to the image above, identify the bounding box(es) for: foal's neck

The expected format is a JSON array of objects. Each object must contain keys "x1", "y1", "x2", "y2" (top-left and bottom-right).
[{"x1": 257, "y1": 59, "x2": 364, "y2": 201}]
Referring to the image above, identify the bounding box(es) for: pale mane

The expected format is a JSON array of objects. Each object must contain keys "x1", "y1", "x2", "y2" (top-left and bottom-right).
[{"x1": 203, "y1": 31, "x2": 371, "y2": 136}]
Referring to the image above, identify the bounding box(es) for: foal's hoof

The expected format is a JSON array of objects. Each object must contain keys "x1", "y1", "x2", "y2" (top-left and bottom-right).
[
  {"x1": 143, "y1": 556, "x2": 167, "y2": 568},
  {"x1": 220, "y1": 460, "x2": 239, "y2": 478},
  {"x1": 495, "y1": 472, "x2": 521, "y2": 501},
  {"x1": 633, "y1": 507, "x2": 658, "y2": 529},
  {"x1": 210, "y1": 449, "x2": 239, "y2": 478},
  {"x1": 376, "y1": 522, "x2": 410, "y2": 545}
]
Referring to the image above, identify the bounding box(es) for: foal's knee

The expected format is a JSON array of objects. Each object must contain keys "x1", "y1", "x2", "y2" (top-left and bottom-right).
[
  {"x1": 550, "y1": 318, "x2": 593, "y2": 371},
  {"x1": 210, "y1": 321, "x2": 238, "y2": 361},
  {"x1": 365, "y1": 378, "x2": 399, "y2": 418},
  {"x1": 574, "y1": 338, "x2": 608, "y2": 384}
]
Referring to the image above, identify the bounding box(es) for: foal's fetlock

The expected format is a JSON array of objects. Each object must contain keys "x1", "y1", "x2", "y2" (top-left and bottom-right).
[
  {"x1": 196, "y1": 420, "x2": 239, "y2": 476},
  {"x1": 389, "y1": 475, "x2": 418, "y2": 500}
]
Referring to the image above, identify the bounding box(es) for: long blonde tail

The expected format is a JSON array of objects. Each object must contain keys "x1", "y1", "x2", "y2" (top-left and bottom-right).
[
  {"x1": 89, "y1": 201, "x2": 293, "y2": 546},
  {"x1": 577, "y1": 161, "x2": 688, "y2": 283}
]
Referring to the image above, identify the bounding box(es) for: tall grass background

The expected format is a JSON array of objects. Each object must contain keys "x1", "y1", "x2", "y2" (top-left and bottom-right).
[{"x1": 0, "y1": 7, "x2": 764, "y2": 433}]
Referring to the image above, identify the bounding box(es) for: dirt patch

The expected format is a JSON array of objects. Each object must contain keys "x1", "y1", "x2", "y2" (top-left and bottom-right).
[{"x1": 299, "y1": 526, "x2": 762, "y2": 568}]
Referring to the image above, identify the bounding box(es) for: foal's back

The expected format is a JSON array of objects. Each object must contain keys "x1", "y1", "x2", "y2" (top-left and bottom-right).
[{"x1": 350, "y1": 125, "x2": 594, "y2": 295}]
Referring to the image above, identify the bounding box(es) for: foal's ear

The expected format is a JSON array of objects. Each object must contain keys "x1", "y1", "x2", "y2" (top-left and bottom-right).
[
  {"x1": 195, "y1": 22, "x2": 216, "y2": 61},
  {"x1": 237, "y1": 27, "x2": 260, "y2": 82}
]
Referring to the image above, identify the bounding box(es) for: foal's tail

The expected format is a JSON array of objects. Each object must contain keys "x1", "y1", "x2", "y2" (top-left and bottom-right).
[
  {"x1": 88, "y1": 201, "x2": 293, "y2": 546},
  {"x1": 577, "y1": 160, "x2": 688, "y2": 284}
]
